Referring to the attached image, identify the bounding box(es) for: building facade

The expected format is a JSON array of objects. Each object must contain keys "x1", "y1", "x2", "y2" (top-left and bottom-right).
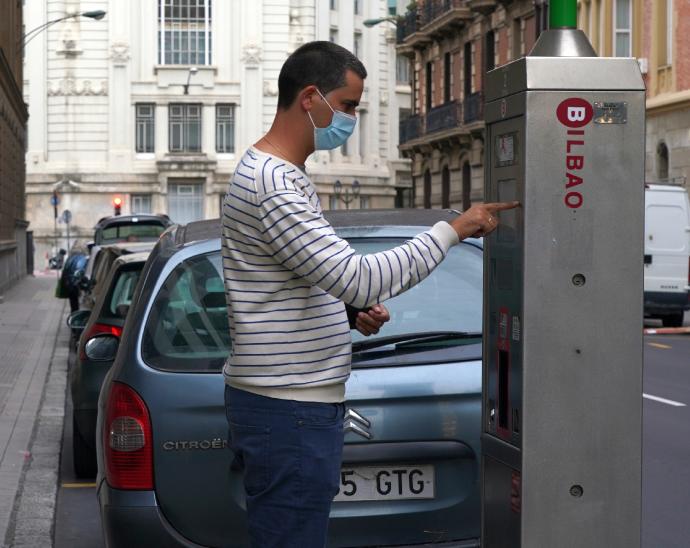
[
  {"x1": 396, "y1": 0, "x2": 548, "y2": 210},
  {"x1": 24, "y1": 0, "x2": 411, "y2": 264},
  {"x1": 578, "y1": 0, "x2": 690, "y2": 190},
  {"x1": 0, "y1": 0, "x2": 29, "y2": 291}
]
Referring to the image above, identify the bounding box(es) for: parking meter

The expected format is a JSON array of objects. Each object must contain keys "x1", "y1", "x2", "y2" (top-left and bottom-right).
[{"x1": 481, "y1": 1, "x2": 645, "y2": 546}]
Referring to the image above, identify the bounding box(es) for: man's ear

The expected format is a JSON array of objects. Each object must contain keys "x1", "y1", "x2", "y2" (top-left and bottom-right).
[{"x1": 299, "y1": 85, "x2": 318, "y2": 112}]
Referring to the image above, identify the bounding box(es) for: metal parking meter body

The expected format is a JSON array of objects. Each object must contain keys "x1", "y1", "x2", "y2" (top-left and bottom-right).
[{"x1": 481, "y1": 25, "x2": 645, "y2": 548}]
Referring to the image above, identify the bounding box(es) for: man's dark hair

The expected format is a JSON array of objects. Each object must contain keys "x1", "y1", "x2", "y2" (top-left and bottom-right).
[{"x1": 277, "y1": 41, "x2": 367, "y2": 110}]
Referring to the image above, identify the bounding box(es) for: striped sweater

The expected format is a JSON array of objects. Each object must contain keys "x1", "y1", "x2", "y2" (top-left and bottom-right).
[{"x1": 221, "y1": 147, "x2": 459, "y2": 403}]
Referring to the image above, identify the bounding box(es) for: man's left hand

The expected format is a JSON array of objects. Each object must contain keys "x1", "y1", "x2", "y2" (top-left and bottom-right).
[{"x1": 355, "y1": 304, "x2": 390, "y2": 336}]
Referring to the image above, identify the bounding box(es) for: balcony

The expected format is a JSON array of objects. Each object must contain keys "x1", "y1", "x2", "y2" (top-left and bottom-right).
[
  {"x1": 463, "y1": 92, "x2": 484, "y2": 124},
  {"x1": 467, "y1": 0, "x2": 498, "y2": 16},
  {"x1": 426, "y1": 101, "x2": 462, "y2": 134},
  {"x1": 399, "y1": 114, "x2": 423, "y2": 145},
  {"x1": 419, "y1": 0, "x2": 472, "y2": 39}
]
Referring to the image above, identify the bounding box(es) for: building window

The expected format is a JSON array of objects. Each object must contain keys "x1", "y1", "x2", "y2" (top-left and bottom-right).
[
  {"x1": 131, "y1": 194, "x2": 153, "y2": 214},
  {"x1": 330, "y1": 0, "x2": 337, "y2": 11},
  {"x1": 396, "y1": 56, "x2": 410, "y2": 85},
  {"x1": 169, "y1": 103, "x2": 202, "y2": 153},
  {"x1": 423, "y1": 170, "x2": 431, "y2": 209},
  {"x1": 329, "y1": 194, "x2": 338, "y2": 210},
  {"x1": 657, "y1": 142, "x2": 669, "y2": 181},
  {"x1": 360, "y1": 195, "x2": 370, "y2": 209},
  {"x1": 395, "y1": 186, "x2": 413, "y2": 208},
  {"x1": 329, "y1": 28, "x2": 338, "y2": 43},
  {"x1": 354, "y1": 0, "x2": 361, "y2": 15},
  {"x1": 425, "y1": 61, "x2": 433, "y2": 111},
  {"x1": 535, "y1": 2, "x2": 549, "y2": 39},
  {"x1": 462, "y1": 162, "x2": 471, "y2": 211},
  {"x1": 485, "y1": 31, "x2": 495, "y2": 72},
  {"x1": 441, "y1": 166, "x2": 450, "y2": 209},
  {"x1": 657, "y1": 0, "x2": 672, "y2": 66},
  {"x1": 463, "y1": 42, "x2": 472, "y2": 99},
  {"x1": 216, "y1": 104, "x2": 235, "y2": 153},
  {"x1": 168, "y1": 181, "x2": 204, "y2": 224},
  {"x1": 613, "y1": 0, "x2": 631, "y2": 57},
  {"x1": 354, "y1": 32, "x2": 362, "y2": 58},
  {"x1": 159, "y1": 0, "x2": 212, "y2": 65},
  {"x1": 443, "y1": 52, "x2": 451, "y2": 103},
  {"x1": 135, "y1": 104, "x2": 155, "y2": 153}
]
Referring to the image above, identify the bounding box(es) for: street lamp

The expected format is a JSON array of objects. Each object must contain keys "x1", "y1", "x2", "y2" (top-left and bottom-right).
[
  {"x1": 183, "y1": 67, "x2": 199, "y2": 95},
  {"x1": 334, "y1": 180, "x2": 361, "y2": 210},
  {"x1": 21, "y1": 10, "x2": 106, "y2": 50},
  {"x1": 363, "y1": 16, "x2": 400, "y2": 28}
]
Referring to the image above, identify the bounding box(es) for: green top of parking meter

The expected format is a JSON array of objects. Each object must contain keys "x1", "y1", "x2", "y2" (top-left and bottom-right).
[{"x1": 550, "y1": 0, "x2": 577, "y2": 29}]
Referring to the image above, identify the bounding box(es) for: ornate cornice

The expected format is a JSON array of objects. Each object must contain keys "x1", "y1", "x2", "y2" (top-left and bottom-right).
[{"x1": 47, "y1": 78, "x2": 108, "y2": 96}]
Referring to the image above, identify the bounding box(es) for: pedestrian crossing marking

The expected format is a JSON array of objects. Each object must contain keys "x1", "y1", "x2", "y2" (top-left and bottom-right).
[{"x1": 643, "y1": 393, "x2": 686, "y2": 407}]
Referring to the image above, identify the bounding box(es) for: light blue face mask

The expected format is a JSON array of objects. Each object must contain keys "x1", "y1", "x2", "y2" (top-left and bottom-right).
[{"x1": 307, "y1": 88, "x2": 357, "y2": 150}]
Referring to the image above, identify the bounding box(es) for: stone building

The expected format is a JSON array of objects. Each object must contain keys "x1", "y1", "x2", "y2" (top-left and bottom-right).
[
  {"x1": 577, "y1": 0, "x2": 690, "y2": 190},
  {"x1": 396, "y1": 0, "x2": 548, "y2": 210},
  {"x1": 0, "y1": 0, "x2": 29, "y2": 291},
  {"x1": 24, "y1": 0, "x2": 412, "y2": 264}
]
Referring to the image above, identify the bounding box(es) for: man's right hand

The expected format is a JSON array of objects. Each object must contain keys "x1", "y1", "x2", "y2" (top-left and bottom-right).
[{"x1": 450, "y1": 201, "x2": 521, "y2": 240}]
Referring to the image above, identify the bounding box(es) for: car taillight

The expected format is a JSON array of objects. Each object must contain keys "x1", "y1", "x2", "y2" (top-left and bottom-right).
[
  {"x1": 104, "y1": 382, "x2": 153, "y2": 490},
  {"x1": 79, "y1": 323, "x2": 123, "y2": 361}
]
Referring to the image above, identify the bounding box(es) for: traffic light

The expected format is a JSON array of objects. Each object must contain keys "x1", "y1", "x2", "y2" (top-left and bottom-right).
[{"x1": 113, "y1": 196, "x2": 123, "y2": 216}]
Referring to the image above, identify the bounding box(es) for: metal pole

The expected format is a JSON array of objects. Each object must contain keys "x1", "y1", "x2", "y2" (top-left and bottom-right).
[{"x1": 549, "y1": 0, "x2": 577, "y2": 29}]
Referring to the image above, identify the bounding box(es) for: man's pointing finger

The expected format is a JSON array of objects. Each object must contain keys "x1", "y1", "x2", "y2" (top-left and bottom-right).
[{"x1": 486, "y1": 201, "x2": 521, "y2": 212}]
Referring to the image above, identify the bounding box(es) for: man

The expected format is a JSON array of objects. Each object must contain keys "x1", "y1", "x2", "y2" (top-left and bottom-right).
[{"x1": 222, "y1": 41, "x2": 518, "y2": 547}]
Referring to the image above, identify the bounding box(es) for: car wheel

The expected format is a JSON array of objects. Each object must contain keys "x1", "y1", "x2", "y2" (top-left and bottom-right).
[
  {"x1": 661, "y1": 312, "x2": 684, "y2": 328},
  {"x1": 72, "y1": 415, "x2": 97, "y2": 478}
]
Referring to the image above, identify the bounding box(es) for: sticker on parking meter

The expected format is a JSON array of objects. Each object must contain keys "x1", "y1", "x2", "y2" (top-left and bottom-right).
[{"x1": 593, "y1": 102, "x2": 627, "y2": 124}]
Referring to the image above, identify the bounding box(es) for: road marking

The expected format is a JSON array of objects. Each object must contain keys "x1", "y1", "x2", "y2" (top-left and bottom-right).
[
  {"x1": 643, "y1": 393, "x2": 686, "y2": 407},
  {"x1": 647, "y1": 342, "x2": 672, "y2": 349},
  {"x1": 61, "y1": 482, "x2": 97, "y2": 488}
]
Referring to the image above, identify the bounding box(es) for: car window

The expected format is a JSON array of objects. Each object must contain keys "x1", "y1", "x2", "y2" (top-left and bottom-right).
[
  {"x1": 142, "y1": 252, "x2": 230, "y2": 372},
  {"x1": 100, "y1": 264, "x2": 144, "y2": 321},
  {"x1": 100, "y1": 223, "x2": 166, "y2": 244},
  {"x1": 348, "y1": 239, "x2": 483, "y2": 343},
  {"x1": 142, "y1": 239, "x2": 482, "y2": 373}
]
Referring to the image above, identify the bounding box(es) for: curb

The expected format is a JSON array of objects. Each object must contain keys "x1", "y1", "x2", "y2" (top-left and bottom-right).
[
  {"x1": 644, "y1": 326, "x2": 690, "y2": 335},
  {"x1": 3, "y1": 307, "x2": 69, "y2": 547}
]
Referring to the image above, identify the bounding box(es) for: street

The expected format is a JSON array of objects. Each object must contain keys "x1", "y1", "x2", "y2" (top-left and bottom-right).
[{"x1": 52, "y1": 318, "x2": 690, "y2": 547}]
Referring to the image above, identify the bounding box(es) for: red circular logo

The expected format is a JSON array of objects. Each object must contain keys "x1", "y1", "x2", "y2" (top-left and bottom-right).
[{"x1": 556, "y1": 98, "x2": 593, "y2": 128}]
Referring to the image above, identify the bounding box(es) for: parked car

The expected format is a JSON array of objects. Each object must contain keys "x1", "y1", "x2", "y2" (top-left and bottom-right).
[
  {"x1": 95, "y1": 210, "x2": 483, "y2": 547},
  {"x1": 69, "y1": 251, "x2": 151, "y2": 478},
  {"x1": 644, "y1": 184, "x2": 690, "y2": 326},
  {"x1": 79, "y1": 242, "x2": 155, "y2": 311},
  {"x1": 94, "y1": 214, "x2": 172, "y2": 246}
]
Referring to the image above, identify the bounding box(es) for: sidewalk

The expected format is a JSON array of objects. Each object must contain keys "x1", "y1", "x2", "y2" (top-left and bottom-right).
[{"x1": 0, "y1": 275, "x2": 67, "y2": 547}]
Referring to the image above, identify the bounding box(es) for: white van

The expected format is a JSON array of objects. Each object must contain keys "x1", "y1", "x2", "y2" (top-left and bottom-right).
[{"x1": 644, "y1": 184, "x2": 690, "y2": 327}]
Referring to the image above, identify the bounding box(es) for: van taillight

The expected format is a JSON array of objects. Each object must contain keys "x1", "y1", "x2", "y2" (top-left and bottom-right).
[
  {"x1": 104, "y1": 382, "x2": 153, "y2": 490},
  {"x1": 79, "y1": 323, "x2": 123, "y2": 361}
]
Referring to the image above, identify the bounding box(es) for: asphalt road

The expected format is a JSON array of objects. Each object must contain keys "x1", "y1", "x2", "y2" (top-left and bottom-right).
[{"x1": 55, "y1": 319, "x2": 690, "y2": 547}]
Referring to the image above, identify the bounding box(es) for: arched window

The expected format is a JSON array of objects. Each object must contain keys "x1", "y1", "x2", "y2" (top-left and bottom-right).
[
  {"x1": 657, "y1": 141, "x2": 669, "y2": 181},
  {"x1": 424, "y1": 170, "x2": 432, "y2": 209},
  {"x1": 462, "y1": 162, "x2": 471, "y2": 211},
  {"x1": 441, "y1": 166, "x2": 451, "y2": 209}
]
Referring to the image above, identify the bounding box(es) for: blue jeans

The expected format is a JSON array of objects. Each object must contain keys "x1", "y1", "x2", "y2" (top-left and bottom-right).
[{"x1": 224, "y1": 385, "x2": 345, "y2": 548}]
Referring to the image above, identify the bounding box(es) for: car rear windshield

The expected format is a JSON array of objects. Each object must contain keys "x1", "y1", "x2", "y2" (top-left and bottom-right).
[
  {"x1": 99, "y1": 264, "x2": 144, "y2": 322},
  {"x1": 141, "y1": 240, "x2": 482, "y2": 373},
  {"x1": 99, "y1": 223, "x2": 165, "y2": 244}
]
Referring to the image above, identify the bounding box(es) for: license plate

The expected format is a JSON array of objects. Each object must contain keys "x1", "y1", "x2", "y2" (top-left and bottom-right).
[{"x1": 334, "y1": 465, "x2": 435, "y2": 502}]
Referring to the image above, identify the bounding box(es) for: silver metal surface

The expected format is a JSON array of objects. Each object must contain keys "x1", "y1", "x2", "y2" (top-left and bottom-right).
[
  {"x1": 482, "y1": 54, "x2": 645, "y2": 548},
  {"x1": 528, "y1": 29, "x2": 597, "y2": 58}
]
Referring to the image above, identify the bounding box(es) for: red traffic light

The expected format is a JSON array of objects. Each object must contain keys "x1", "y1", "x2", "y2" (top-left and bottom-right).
[{"x1": 113, "y1": 196, "x2": 123, "y2": 216}]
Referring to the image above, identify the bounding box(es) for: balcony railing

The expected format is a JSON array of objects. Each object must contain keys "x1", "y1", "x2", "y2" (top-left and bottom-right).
[
  {"x1": 420, "y1": 0, "x2": 465, "y2": 27},
  {"x1": 426, "y1": 101, "x2": 462, "y2": 134},
  {"x1": 463, "y1": 92, "x2": 484, "y2": 124},
  {"x1": 399, "y1": 114, "x2": 423, "y2": 144}
]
